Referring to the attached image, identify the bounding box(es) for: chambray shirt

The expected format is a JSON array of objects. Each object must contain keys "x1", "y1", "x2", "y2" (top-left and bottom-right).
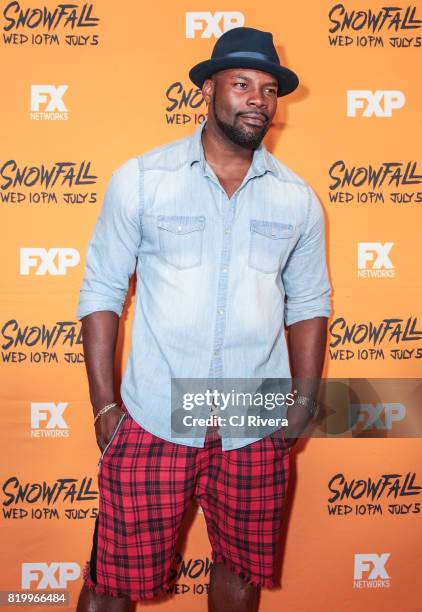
[{"x1": 76, "y1": 119, "x2": 332, "y2": 450}]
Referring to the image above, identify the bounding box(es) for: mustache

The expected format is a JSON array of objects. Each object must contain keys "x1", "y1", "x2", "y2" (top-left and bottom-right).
[{"x1": 237, "y1": 111, "x2": 269, "y2": 122}]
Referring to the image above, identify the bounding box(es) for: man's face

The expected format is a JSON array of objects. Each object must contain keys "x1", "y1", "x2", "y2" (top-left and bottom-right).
[{"x1": 204, "y1": 68, "x2": 278, "y2": 150}]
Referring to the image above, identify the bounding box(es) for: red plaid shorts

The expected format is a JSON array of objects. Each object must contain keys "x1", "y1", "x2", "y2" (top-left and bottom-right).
[{"x1": 82, "y1": 404, "x2": 290, "y2": 601}]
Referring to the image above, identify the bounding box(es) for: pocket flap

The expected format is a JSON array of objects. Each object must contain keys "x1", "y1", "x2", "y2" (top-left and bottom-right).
[
  {"x1": 250, "y1": 219, "x2": 293, "y2": 239},
  {"x1": 157, "y1": 215, "x2": 205, "y2": 234}
]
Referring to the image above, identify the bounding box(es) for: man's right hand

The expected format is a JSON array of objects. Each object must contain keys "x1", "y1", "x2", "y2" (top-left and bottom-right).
[{"x1": 94, "y1": 404, "x2": 125, "y2": 453}]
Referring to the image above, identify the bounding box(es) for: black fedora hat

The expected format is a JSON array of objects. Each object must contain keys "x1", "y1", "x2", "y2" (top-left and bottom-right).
[{"x1": 189, "y1": 27, "x2": 299, "y2": 97}]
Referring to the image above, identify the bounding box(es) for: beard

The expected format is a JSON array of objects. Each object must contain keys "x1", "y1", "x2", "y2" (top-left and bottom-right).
[{"x1": 212, "y1": 91, "x2": 269, "y2": 150}]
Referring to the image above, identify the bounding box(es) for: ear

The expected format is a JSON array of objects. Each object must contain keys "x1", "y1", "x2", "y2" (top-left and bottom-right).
[{"x1": 201, "y1": 78, "x2": 214, "y2": 107}]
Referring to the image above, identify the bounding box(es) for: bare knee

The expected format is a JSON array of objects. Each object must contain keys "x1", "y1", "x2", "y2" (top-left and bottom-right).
[
  {"x1": 208, "y1": 562, "x2": 260, "y2": 612},
  {"x1": 76, "y1": 583, "x2": 133, "y2": 612}
]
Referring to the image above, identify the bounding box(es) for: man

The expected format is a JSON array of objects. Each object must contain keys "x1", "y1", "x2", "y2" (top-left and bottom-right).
[{"x1": 76, "y1": 26, "x2": 332, "y2": 612}]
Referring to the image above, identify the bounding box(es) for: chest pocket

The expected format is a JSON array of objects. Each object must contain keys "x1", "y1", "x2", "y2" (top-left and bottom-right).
[
  {"x1": 157, "y1": 215, "x2": 206, "y2": 270},
  {"x1": 248, "y1": 219, "x2": 294, "y2": 273}
]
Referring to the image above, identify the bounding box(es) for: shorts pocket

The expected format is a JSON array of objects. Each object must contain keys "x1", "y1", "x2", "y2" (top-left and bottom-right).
[
  {"x1": 248, "y1": 219, "x2": 293, "y2": 273},
  {"x1": 269, "y1": 430, "x2": 290, "y2": 455},
  {"x1": 157, "y1": 215, "x2": 205, "y2": 270},
  {"x1": 97, "y1": 412, "x2": 126, "y2": 470}
]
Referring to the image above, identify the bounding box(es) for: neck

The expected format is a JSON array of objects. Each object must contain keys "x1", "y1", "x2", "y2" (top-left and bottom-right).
[{"x1": 201, "y1": 119, "x2": 254, "y2": 170}]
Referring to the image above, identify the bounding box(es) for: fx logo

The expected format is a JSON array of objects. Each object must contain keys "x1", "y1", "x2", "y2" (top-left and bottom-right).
[
  {"x1": 22, "y1": 563, "x2": 80, "y2": 589},
  {"x1": 20, "y1": 248, "x2": 80, "y2": 275},
  {"x1": 357, "y1": 243, "x2": 394, "y2": 270},
  {"x1": 186, "y1": 12, "x2": 244, "y2": 38},
  {"x1": 347, "y1": 90, "x2": 405, "y2": 117},
  {"x1": 350, "y1": 403, "x2": 405, "y2": 431},
  {"x1": 31, "y1": 403, "x2": 68, "y2": 430},
  {"x1": 30, "y1": 85, "x2": 68, "y2": 112},
  {"x1": 354, "y1": 554, "x2": 390, "y2": 580}
]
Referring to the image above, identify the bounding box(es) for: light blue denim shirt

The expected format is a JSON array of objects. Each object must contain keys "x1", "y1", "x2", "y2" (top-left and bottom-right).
[{"x1": 76, "y1": 119, "x2": 332, "y2": 450}]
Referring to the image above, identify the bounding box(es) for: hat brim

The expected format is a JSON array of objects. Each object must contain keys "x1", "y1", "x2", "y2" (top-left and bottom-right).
[{"x1": 189, "y1": 57, "x2": 299, "y2": 97}]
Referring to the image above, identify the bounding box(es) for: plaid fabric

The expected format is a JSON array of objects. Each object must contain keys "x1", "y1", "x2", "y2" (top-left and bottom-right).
[{"x1": 82, "y1": 405, "x2": 290, "y2": 601}]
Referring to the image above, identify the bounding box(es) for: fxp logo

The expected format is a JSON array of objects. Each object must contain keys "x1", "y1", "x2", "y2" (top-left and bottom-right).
[
  {"x1": 186, "y1": 12, "x2": 244, "y2": 38},
  {"x1": 357, "y1": 242, "x2": 395, "y2": 278},
  {"x1": 347, "y1": 90, "x2": 405, "y2": 117},
  {"x1": 30, "y1": 85, "x2": 69, "y2": 121},
  {"x1": 21, "y1": 563, "x2": 80, "y2": 589},
  {"x1": 30, "y1": 402, "x2": 70, "y2": 438},
  {"x1": 349, "y1": 403, "x2": 405, "y2": 432},
  {"x1": 353, "y1": 553, "x2": 391, "y2": 588},
  {"x1": 20, "y1": 248, "x2": 80, "y2": 275}
]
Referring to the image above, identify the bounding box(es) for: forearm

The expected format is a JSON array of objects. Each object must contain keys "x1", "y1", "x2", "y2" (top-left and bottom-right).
[
  {"x1": 285, "y1": 316, "x2": 328, "y2": 437},
  {"x1": 288, "y1": 315, "x2": 328, "y2": 388},
  {"x1": 81, "y1": 310, "x2": 119, "y2": 416}
]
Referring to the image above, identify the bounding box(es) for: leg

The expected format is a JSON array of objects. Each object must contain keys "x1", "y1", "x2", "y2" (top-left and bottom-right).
[
  {"x1": 208, "y1": 562, "x2": 260, "y2": 612},
  {"x1": 195, "y1": 428, "x2": 290, "y2": 610},
  {"x1": 76, "y1": 583, "x2": 133, "y2": 612},
  {"x1": 80, "y1": 411, "x2": 197, "y2": 602}
]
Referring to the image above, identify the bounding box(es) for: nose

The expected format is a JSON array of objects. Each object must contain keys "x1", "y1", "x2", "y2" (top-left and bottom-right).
[{"x1": 246, "y1": 87, "x2": 268, "y2": 110}]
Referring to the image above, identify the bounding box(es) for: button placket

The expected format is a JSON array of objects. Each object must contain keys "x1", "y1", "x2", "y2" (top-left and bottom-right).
[
  {"x1": 207, "y1": 194, "x2": 237, "y2": 450},
  {"x1": 211, "y1": 209, "x2": 233, "y2": 377}
]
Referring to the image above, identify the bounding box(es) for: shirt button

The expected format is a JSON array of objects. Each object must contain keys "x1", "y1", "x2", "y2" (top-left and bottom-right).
[
  {"x1": 225, "y1": 229, "x2": 231, "y2": 234},
  {"x1": 222, "y1": 267, "x2": 228, "y2": 273},
  {"x1": 218, "y1": 309, "x2": 224, "y2": 315},
  {"x1": 214, "y1": 347, "x2": 220, "y2": 354},
  {"x1": 178, "y1": 225, "x2": 182, "y2": 231}
]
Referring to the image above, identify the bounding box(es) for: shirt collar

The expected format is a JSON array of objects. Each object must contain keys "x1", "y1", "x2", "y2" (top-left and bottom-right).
[{"x1": 187, "y1": 118, "x2": 277, "y2": 179}]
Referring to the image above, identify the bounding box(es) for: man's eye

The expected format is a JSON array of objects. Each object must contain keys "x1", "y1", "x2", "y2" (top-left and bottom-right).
[{"x1": 235, "y1": 82, "x2": 247, "y2": 88}]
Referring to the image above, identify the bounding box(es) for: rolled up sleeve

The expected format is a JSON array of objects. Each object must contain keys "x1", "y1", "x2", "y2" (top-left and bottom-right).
[
  {"x1": 76, "y1": 157, "x2": 142, "y2": 321},
  {"x1": 282, "y1": 185, "x2": 332, "y2": 327}
]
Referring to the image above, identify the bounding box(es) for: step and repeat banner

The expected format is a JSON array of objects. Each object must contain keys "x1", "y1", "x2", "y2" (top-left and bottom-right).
[{"x1": 1, "y1": 1, "x2": 421, "y2": 610}]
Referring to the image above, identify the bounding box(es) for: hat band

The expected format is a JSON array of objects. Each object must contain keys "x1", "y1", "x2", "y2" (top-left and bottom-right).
[{"x1": 222, "y1": 51, "x2": 272, "y2": 62}]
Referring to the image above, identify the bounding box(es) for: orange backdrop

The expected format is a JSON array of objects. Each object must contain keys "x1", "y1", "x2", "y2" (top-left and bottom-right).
[{"x1": 1, "y1": 1, "x2": 421, "y2": 610}]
